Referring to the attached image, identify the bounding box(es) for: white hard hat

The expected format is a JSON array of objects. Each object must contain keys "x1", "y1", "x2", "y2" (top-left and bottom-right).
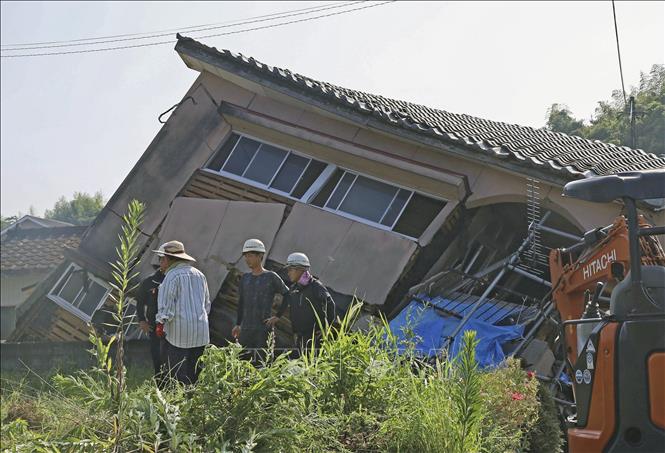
[
  {"x1": 286, "y1": 252, "x2": 310, "y2": 268},
  {"x1": 242, "y1": 238, "x2": 266, "y2": 254}
]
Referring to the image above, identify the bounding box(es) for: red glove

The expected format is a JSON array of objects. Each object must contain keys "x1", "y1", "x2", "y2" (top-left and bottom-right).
[{"x1": 155, "y1": 323, "x2": 165, "y2": 338}]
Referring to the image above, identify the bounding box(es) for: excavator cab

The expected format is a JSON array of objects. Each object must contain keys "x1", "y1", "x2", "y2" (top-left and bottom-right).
[{"x1": 560, "y1": 170, "x2": 665, "y2": 452}]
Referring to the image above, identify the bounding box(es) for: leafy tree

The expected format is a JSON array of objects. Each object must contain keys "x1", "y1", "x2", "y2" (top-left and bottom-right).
[
  {"x1": 1, "y1": 215, "x2": 18, "y2": 230},
  {"x1": 44, "y1": 191, "x2": 105, "y2": 226},
  {"x1": 545, "y1": 64, "x2": 664, "y2": 154}
]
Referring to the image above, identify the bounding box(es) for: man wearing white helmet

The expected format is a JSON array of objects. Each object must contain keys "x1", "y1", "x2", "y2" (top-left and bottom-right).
[
  {"x1": 232, "y1": 238, "x2": 289, "y2": 363},
  {"x1": 266, "y1": 252, "x2": 336, "y2": 357}
]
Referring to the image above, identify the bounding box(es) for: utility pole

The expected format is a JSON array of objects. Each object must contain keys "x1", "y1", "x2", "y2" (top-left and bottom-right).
[{"x1": 628, "y1": 95, "x2": 637, "y2": 149}]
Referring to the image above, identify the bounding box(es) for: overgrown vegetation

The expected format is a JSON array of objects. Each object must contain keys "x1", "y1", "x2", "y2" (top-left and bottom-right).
[
  {"x1": 1, "y1": 314, "x2": 560, "y2": 452},
  {"x1": 0, "y1": 200, "x2": 562, "y2": 451},
  {"x1": 545, "y1": 64, "x2": 664, "y2": 154}
]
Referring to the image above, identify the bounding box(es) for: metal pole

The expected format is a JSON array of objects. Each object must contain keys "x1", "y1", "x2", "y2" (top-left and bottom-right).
[
  {"x1": 536, "y1": 224, "x2": 583, "y2": 242},
  {"x1": 624, "y1": 198, "x2": 642, "y2": 284},
  {"x1": 507, "y1": 265, "x2": 553, "y2": 287},
  {"x1": 629, "y1": 96, "x2": 637, "y2": 149},
  {"x1": 512, "y1": 301, "x2": 555, "y2": 356},
  {"x1": 444, "y1": 212, "x2": 551, "y2": 349}
]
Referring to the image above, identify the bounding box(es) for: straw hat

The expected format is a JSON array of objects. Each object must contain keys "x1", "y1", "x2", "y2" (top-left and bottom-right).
[{"x1": 152, "y1": 240, "x2": 196, "y2": 262}]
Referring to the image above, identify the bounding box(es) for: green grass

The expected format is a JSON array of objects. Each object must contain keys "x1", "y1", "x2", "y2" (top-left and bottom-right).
[{"x1": 0, "y1": 305, "x2": 562, "y2": 452}]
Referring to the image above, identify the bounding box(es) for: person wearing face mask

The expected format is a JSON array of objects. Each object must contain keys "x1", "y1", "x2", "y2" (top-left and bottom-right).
[{"x1": 266, "y1": 252, "x2": 336, "y2": 357}]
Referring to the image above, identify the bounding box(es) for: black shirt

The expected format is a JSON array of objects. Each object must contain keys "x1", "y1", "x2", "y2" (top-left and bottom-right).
[
  {"x1": 236, "y1": 271, "x2": 289, "y2": 328},
  {"x1": 135, "y1": 270, "x2": 165, "y2": 326},
  {"x1": 277, "y1": 278, "x2": 336, "y2": 335}
]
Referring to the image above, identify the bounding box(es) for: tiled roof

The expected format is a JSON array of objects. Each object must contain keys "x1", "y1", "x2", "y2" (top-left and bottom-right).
[
  {"x1": 1, "y1": 226, "x2": 86, "y2": 271},
  {"x1": 176, "y1": 35, "x2": 665, "y2": 179}
]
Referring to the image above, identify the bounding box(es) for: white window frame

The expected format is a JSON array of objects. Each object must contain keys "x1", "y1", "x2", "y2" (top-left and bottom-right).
[
  {"x1": 203, "y1": 132, "x2": 331, "y2": 201},
  {"x1": 47, "y1": 263, "x2": 111, "y2": 322},
  {"x1": 203, "y1": 131, "x2": 449, "y2": 240},
  {"x1": 319, "y1": 169, "x2": 417, "y2": 232}
]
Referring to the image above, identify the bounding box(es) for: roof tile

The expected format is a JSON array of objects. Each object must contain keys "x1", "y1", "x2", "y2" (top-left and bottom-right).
[{"x1": 176, "y1": 36, "x2": 665, "y2": 178}]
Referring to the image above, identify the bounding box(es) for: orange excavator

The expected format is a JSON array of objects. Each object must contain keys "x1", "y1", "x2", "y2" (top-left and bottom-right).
[{"x1": 548, "y1": 170, "x2": 665, "y2": 452}]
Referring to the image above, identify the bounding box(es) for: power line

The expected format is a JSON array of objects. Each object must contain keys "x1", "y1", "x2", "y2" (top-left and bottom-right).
[
  {"x1": 0, "y1": 1, "x2": 352, "y2": 47},
  {"x1": 1, "y1": 1, "x2": 395, "y2": 59},
  {"x1": 1, "y1": 1, "x2": 362, "y2": 51},
  {"x1": 611, "y1": 0, "x2": 627, "y2": 106}
]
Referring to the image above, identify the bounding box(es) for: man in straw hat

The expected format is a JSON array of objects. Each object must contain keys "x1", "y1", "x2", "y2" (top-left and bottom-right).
[{"x1": 154, "y1": 240, "x2": 211, "y2": 385}]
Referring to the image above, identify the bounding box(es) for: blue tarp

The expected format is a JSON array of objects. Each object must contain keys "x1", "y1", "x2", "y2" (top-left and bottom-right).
[{"x1": 388, "y1": 296, "x2": 525, "y2": 368}]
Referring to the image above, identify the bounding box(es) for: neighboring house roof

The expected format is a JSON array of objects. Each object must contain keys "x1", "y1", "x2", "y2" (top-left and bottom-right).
[
  {"x1": 1, "y1": 215, "x2": 73, "y2": 238},
  {"x1": 0, "y1": 226, "x2": 87, "y2": 272},
  {"x1": 176, "y1": 35, "x2": 665, "y2": 180}
]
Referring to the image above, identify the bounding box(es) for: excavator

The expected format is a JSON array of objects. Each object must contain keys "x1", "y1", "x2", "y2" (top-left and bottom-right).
[{"x1": 547, "y1": 170, "x2": 665, "y2": 452}]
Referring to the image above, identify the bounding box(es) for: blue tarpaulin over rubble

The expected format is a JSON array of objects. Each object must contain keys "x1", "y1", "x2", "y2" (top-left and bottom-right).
[{"x1": 388, "y1": 293, "x2": 537, "y2": 368}]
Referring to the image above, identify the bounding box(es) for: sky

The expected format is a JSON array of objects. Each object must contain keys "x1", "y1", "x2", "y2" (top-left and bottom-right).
[{"x1": 1, "y1": 1, "x2": 663, "y2": 217}]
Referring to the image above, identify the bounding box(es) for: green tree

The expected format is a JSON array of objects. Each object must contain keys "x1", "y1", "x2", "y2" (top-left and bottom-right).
[
  {"x1": 44, "y1": 191, "x2": 105, "y2": 226},
  {"x1": 1, "y1": 215, "x2": 18, "y2": 230},
  {"x1": 546, "y1": 64, "x2": 664, "y2": 154}
]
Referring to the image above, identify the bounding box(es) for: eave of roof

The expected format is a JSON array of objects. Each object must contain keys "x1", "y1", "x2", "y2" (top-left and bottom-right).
[{"x1": 174, "y1": 35, "x2": 665, "y2": 185}]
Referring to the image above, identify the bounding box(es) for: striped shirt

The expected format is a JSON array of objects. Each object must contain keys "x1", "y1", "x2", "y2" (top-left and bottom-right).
[{"x1": 156, "y1": 262, "x2": 211, "y2": 349}]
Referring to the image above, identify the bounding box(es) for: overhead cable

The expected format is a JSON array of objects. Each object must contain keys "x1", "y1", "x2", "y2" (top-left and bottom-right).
[{"x1": 1, "y1": 1, "x2": 394, "y2": 58}]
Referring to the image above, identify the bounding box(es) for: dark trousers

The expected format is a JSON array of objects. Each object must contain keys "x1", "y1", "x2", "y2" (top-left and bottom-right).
[
  {"x1": 293, "y1": 331, "x2": 323, "y2": 359},
  {"x1": 164, "y1": 341, "x2": 205, "y2": 385},
  {"x1": 148, "y1": 331, "x2": 163, "y2": 375},
  {"x1": 239, "y1": 325, "x2": 272, "y2": 365}
]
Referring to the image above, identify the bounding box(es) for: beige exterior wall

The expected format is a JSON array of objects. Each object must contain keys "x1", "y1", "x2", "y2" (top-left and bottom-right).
[
  {"x1": 195, "y1": 70, "x2": 647, "y2": 235},
  {"x1": 1, "y1": 270, "x2": 51, "y2": 308}
]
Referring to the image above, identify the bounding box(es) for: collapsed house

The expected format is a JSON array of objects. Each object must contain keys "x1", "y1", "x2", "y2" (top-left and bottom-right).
[
  {"x1": 1, "y1": 216, "x2": 85, "y2": 340},
  {"x1": 10, "y1": 36, "x2": 664, "y2": 361}
]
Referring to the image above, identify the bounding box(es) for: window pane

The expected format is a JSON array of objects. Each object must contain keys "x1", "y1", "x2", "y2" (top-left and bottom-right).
[
  {"x1": 207, "y1": 134, "x2": 240, "y2": 172},
  {"x1": 78, "y1": 281, "x2": 108, "y2": 316},
  {"x1": 381, "y1": 189, "x2": 411, "y2": 227},
  {"x1": 270, "y1": 153, "x2": 309, "y2": 193},
  {"x1": 326, "y1": 172, "x2": 356, "y2": 210},
  {"x1": 292, "y1": 160, "x2": 327, "y2": 199},
  {"x1": 393, "y1": 193, "x2": 447, "y2": 238},
  {"x1": 57, "y1": 270, "x2": 85, "y2": 303},
  {"x1": 339, "y1": 176, "x2": 397, "y2": 223},
  {"x1": 243, "y1": 144, "x2": 288, "y2": 184},
  {"x1": 311, "y1": 169, "x2": 344, "y2": 207},
  {"x1": 222, "y1": 137, "x2": 261, "y2": 176}
]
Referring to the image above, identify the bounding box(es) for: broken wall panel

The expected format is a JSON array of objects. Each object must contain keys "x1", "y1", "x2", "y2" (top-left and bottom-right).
[
  {"x1": 269, "y1": 203, "x2": 417, "y2": 305},
  {"x1": 79, "y1": 82, "x2": 224, "y2": 262},
  {"x1": 155, "y1": 197, "x2": 285, "y2": 297}
]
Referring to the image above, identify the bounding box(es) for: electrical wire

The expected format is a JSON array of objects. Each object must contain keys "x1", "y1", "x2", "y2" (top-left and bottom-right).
[
  {"x1": 0, "y1": 1, "x2": 352, "y2": 47},
  {"x1": 1, "y1": 1, "x2": 394, "y2": 58},
  {"x1": 611, "y1": 0, "x2": 627, "y2": 106},
  {"x1": 1, "y1": 1, "x2": 363, "y2": 51}
]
